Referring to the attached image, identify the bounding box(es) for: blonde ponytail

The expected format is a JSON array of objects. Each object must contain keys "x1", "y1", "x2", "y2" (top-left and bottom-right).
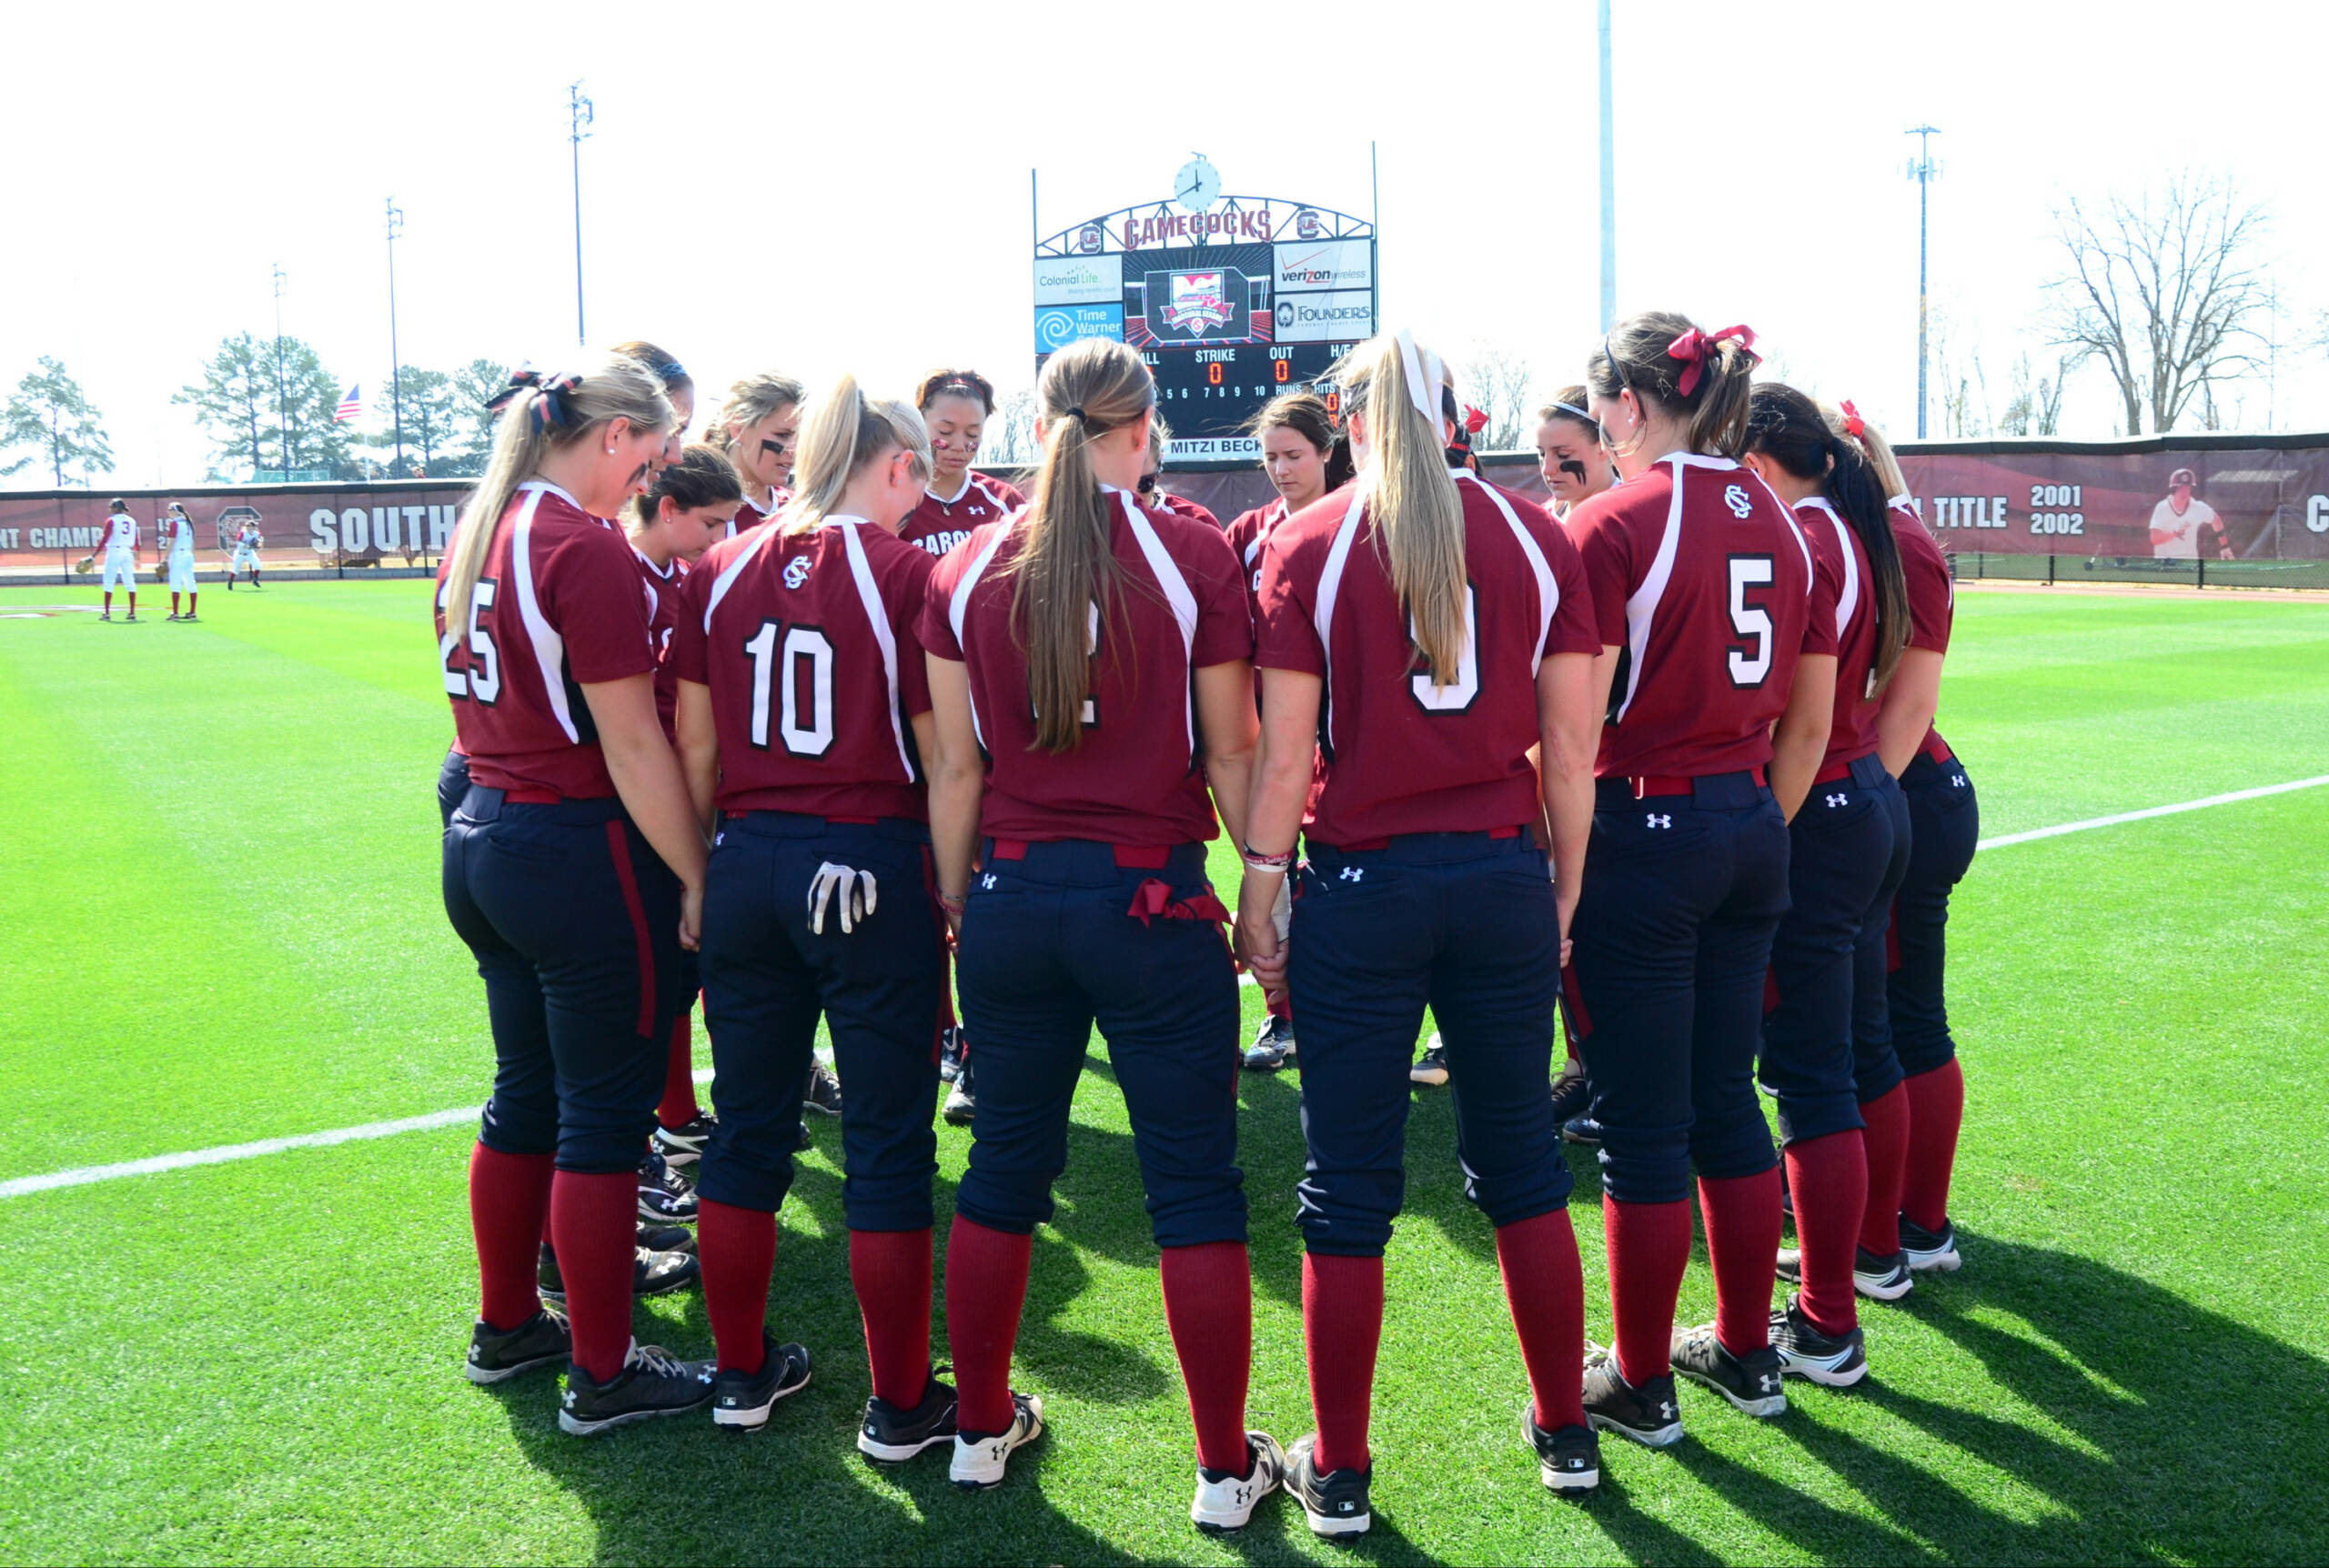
[
  {"x1": 1009, "y1": 338, "x2": 1154, "y2": 754},
  {"x1": 777, "y1": 375, "x2": 932, "y2": 538},
  {"x1": 1336, "y1": 333, "x2": 1468, "y2": 687},
  {"x1": 444, "y1": 354, "x2": 670, "y2": 629}
]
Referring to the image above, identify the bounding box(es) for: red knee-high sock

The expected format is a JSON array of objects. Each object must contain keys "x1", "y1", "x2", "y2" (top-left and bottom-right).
[
  {"x1": 1858, "y1": 1083, "x2": 1911, "y2": 1256},
  {"x1": 171, "y1": 591, "x2": 182, "y2": 615},
  {"x1": 550, "y1": 1170, "x2": 642, "y2": 1382},
  {"x1": 187, "y1": 591, "x2": 197, "y2": 614},
  {"x1": 1901, "y1": 1060, "x2": 1964, "y2": 1232},
  {"x1": 1162, "y1": 1242, "x2": 1253, "y2": 1473},
  {"x1": 851, "y1": 1228, "x2": 934, "y2": 1408},
  {"x1": 1302, "y1": 1252, "x2": 1383, "y2": 1473},
  {"x1": 1784, "y1": 1131, "x2": 1867, "y2": 1336},
  {"x1": 1698, "y1": 1168, "x2": 1782, "y2": 1355},
  {"x1": 699, "y1": 1199, "x2": 778, "y2": 1374},
  {"x1": 1605, "y1": 1197, "x2": 1691, "y2": 1387},
  {"x1": 1268, "y1": 990, "x2": 1293, "y2": 1021},
  {"x1": 945, "y1": 1216, "x2": 1033, "y2": 1434},
  {"x1": 657, "y1": 1010, "x2": 700, "y2": 1130},
  {"x1": 1495, "y1": 1209, "x2": 1586, "y2": 1432},
  {"x1": 469, "y1": 1144, "x2": 554, "y2": 1332}
]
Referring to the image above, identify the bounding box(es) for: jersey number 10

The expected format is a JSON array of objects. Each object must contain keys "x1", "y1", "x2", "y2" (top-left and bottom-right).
[{"x1": 745, "y1": 619, "x2": 836, "y2": 756}]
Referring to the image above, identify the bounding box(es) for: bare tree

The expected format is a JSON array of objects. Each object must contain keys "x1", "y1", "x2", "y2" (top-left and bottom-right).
[
  {"x1": 1998, "y1": 354, "x2": 2069, "y2": 437},
  {"x1": 983, "y1": 386, "x2": 1040, "y2": 468},
  {"x1": 1458, "y1": 345, "x2": 1536, "y2": 452},
  {"x1": 2043, "y1": 175, "x2": 2269, "y2": 435}
]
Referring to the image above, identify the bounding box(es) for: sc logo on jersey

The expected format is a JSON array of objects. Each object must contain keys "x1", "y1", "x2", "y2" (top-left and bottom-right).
[
  {"x1": 783, "y1": 557, "x2": 812, "y2": 589},
  {"x1": 1724, "y1": 484, "x2": 1753, "y2": 518}
]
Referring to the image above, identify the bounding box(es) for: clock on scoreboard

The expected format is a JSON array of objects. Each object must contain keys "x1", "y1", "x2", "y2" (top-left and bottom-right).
[{"x1": 1032, "y1": 160, "x2": 1378, "y2": 460}]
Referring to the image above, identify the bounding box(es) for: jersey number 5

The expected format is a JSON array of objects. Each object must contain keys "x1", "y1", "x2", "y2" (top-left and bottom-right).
[
  {"x1": 1725, "y1": 555, "x2": 1775, "y2": 689},
  {"x1": 439, "y1": 578, "x2": 501, "y2": 704},
  {"x1": 745, "y1": 619, "x2": 835, "y2": 756}
]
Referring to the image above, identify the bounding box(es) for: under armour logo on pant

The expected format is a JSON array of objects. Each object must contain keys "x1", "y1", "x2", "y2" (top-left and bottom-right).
[
  {"x1": 1647, "y1": 813, "x2": 1672, "y2": 829},
  {"x1": 1825, "y1": 792, "x2": 1848, "y2": 808},
  {"x1": 1340, "y1": 866, "x2": 1364, "y2": 881},
  {"x1": 1951, "y1": 773, "x2": 1967, "y2": 788},
  {"x1": 981, "y1": 873, "x2": 996, "y2": 889}
]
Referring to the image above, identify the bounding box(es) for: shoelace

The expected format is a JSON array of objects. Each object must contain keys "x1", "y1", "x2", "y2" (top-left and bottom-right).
[{"x1": 628, "y1": 1343, "x2": 693, "y2": 1380}]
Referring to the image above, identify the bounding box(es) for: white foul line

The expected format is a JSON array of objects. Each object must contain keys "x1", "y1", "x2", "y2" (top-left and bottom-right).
[{"x1": 6, "y1": 773, "x2": 2322, "y2": 1201}]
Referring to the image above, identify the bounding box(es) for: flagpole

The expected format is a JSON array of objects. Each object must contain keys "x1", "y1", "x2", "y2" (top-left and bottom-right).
[{"x1": 387, "y1": 198, "x2": 406, "y2": 473}]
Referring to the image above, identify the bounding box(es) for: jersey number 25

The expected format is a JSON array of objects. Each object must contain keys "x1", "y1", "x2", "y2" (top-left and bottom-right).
[{"x1": 439, "y1": 579, "x2": 501, "y2": 704}]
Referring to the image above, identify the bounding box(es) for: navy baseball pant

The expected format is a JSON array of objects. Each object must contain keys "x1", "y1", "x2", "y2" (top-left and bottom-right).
[
  {"x1": 696, "y1": 813, "x2": 946, "y2": 1227},
  {"x1": 1568, "y1": 771, "x2": 1791, "y2": 1205},
  {"x1": 1288, "y1": 831, "x2": 1572, "y2": 1257},
  {"x1": 441, "y1": 787, "x2": 683, "y2": 1172},
  {"x1": 1890, "y1": 749, "x2": 1980, "y2": 1077},
  {"x1": 953, "y1": 839, "x2": 1246, "y2": 1250},
  {"x1": 1761, "y1": 754, "x2": 1911, "y2": 1141}
]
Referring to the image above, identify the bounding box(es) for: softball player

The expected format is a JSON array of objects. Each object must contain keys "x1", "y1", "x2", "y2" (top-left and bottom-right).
[
  {"x1": 921, "y1": 338, "x2": 1280, "y2": 1527},
  {"x1": 670, "y1": 380, "x2": 943, "y2": 1441},
  {"x1": 1565, "y1": 314, "x2": 1822, "y2": 1444},
  {"x1": 1235, "y1": 332, "x2": 1606, "y2": 1529},
  {"x1": 706, "y1": 373, "x2": 804, "y2": 537},
  {"x1": 437, "y1": 357, "x2": 714, "y2": 1434},
  {"x1": 1535, "y1": 387, "x2": 1614, "y2": 521},
  {"x1": 161, "y1": 503, "x2": 199, "y2": 621},
  {"x1": 227, "y1": 522, "x2": 264, "y2": 588},
  {"x1": 1223, "y1": 391, "x2": 1349, "y2": 1072},
  {"x1": 1845, "y1": 407, "x2": 1975, "y2": 1275},
  {"x1": 1739, "y1": 385, "x2": 1915, "y2": 1381},
  {"x1": 97, "y1": 501, "x2": 140, "y2": 620}
]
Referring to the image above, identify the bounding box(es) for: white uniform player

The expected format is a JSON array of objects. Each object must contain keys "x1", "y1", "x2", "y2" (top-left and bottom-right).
[
  {"x1": 228, "y1": 523, "x2": 265, "y2": 587},
  {"x1": 98, "y1": 503, "x2": 140, "y2": 620},
  {"x1": 162, "y1": 504, "x2": 200, "y2": 620}
]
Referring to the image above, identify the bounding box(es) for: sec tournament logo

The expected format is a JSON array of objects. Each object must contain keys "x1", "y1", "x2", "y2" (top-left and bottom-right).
[{"x1": 1162, "y1": 272, "x2": 1231, "y2": 335}]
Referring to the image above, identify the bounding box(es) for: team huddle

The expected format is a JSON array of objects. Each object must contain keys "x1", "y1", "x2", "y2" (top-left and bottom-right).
[{"x1": 433, "y1": 314, "x2": 1978, "y2": 1538}]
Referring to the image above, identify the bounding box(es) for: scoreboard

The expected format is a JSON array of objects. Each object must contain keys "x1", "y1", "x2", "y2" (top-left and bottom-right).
[{"x1": 1033, "y1": 186, "x2": 1377, "y2": 461}]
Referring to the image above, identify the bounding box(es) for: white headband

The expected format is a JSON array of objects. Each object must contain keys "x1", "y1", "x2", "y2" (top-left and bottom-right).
[{"x1": 1394, "y1": 329, "x2": 1446, "y2": 428}]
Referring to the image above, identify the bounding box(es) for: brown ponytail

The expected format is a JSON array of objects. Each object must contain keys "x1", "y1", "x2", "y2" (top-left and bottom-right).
[{"x1": 1586, "y1": 311, "x2": 1760, "y2": 458}]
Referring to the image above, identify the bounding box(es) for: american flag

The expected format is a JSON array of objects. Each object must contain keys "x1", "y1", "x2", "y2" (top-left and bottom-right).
[{"x1": 333, "y1": 383, "x2": 363, "y2": 422}]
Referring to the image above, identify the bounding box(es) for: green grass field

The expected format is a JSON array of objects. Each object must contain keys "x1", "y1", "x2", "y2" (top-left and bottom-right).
[{"x1": 2, "y1": 580, "x2": 2325, "y2": 1566}]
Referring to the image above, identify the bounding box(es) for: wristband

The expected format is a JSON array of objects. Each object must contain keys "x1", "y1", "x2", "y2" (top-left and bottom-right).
[
  {"x1": 936, "y1": 890, "x2": 966, "y2": 912},
  {"x1": 1241, "y1": 843, "x2": 1296, "y2": 873}
]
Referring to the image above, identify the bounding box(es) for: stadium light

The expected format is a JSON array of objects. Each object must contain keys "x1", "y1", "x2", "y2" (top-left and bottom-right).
[
  {"x1": 1598, "y1": 0, "x2": 1616, "y2": 332},
  {"x1": 1907, "y1": 126, "x2": 1941, "y2": 439},
  {"x1": 386, "y1": 199, "x2": 406, "y2": 472},
  {"x1": 569, "y1": 83, "x2": 594, "y2": 348},
  {"x1": 272, "y1": 264, "x2": 289, "y2": 481}
]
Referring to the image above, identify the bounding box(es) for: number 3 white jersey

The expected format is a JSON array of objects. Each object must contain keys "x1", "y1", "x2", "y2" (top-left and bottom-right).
[{"x1": 104, "y1": 512, "x2": 139, "y2": 552}]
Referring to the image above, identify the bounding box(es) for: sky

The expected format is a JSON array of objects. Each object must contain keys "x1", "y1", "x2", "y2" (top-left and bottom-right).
[{"x1": 5, "y1": 0, "x2": 2326, "y2": 486}]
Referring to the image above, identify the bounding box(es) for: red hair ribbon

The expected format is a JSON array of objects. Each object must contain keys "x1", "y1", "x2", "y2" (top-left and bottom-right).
[
  {"x1": 1665, "y1": 324, "x2": 1760, "y2": 397},
  {"x1": 1462, "y1": 405, "x2": 1489, "y2": 436},
  {"x1": 1840, "y1": 400, "x2": 1867, "y2": 440},
  {"x1": 1126, "y1": 879, "x2": 1231, "y2": 928}
]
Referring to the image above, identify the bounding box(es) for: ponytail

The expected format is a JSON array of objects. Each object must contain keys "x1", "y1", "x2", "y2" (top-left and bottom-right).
[
  {"x1": 1747, "y1": 383, "x2": 1911, "y2": 691},
  {"x1": 1824, "y1": 398, "x2": 1911, "y2": 500},
  {"x1": 1333, "y1": 333, "x2": 1467, "y2": 687},
  {"x1": 1010, "y1": 338, "x2": 1153, "y2": 753},
  {"x1": 446, "y1": 354, "x2": 670, "y2": 630},
  {"x1": 1587, "y1": 312, "x2": 1760, "y2": 458},
  {"x1": 777, "y1": 375, "x2": 932, "y2": 538}
]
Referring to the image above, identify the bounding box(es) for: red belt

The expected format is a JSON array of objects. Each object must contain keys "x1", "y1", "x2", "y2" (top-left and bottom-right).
[
  {"x1": 1921, "y1": 733, "x2": 1954, "y2": 765},
  {"x1": 1627, "y1": 765, "x2": 1766, "y2": 800},
  {"x1": 1813, "y1": 759, "x2": 1855, "y2": 786},
  {"x1": 503, "y1": 789, "x2": 562, "y2": 805},
  {"x1": 988, "y1": 839, "x2": 1173, "y2": 869},
  {"x1": 1331, "y1": 824, "x2": 1522, "y2": 854}
]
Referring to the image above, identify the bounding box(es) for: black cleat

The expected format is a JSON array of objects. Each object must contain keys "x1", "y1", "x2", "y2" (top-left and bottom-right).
[
  {"x1": 858, "y1": 1371, "x2": 959, "y2": 1462},
  {"x1": 803, "y1": 1060, "x2": 843, "y2": 1117},
  {"x1": 1770, "y1": 1295, "x2": 1869, "y2": 1387},
  {"x1": 558, "y1": 1341, "x2": 715, "y2": 1434},
  {"x1": 637, "y1": 1149, "x2": 699, "y2": 1222},
  {"x1": 711, "y1": 1333, "x2": 813, "y2": 1430},
  {"x1": 1409, "y1": 1036, "x2": 1450, "y2": 1087},
  {"x1": 1524, "y1": 1402, "x2": 1601, "y2": 1493},
  {"x1": 464, "y1": 1306, "x2": 570, "y2": 1384},
  {"x1": 1582, "y1": 1347, "x2": 1681, "y2": 1447},
  {"x1": 939, "y1": 1026, "x2": 968, "y2": 1084},
  {"x1": 1549, "y1": 1070, "x2": 1591, "y2": 1125},
  {"x1": 1243, "y1": 1015, "x2": 1296, "y2": 1072},
  {"x1": 1192, "y1": 1430, "x2": 1288, "y2": 1533},
  {"x1": 943, "y1": 1060, "x2": 976, "y2": 1126},
  {"x1": 638, "y1": 1221, "x2": 695, "y2": 1254},
  {"x1": 1669, "y1": 1323, "x2": 1788, "y2": 1417},
  {"x1": 1899, "y1": 1213, "x2": 1961, "y2": 1272},
  {"x1": 1778, "y1": 1244, "x2": 1916, "y2": 1302},
  {"x1": 537, "y1": 1241, "x2": 700, "y2": 1304},
  {"x1": 1561, "y1": 1113, "x2": 1604, "y2": 1147},
  {"x1": 949, "y1": 1391, "x2": 1044, "y2": 1488},
  {"x1": 1285, "y1": 1433, "x2": 1371, "y2": 1537},
  {"x1": 653, "y1": 1111, "x2": 715, "y2": 1168}
]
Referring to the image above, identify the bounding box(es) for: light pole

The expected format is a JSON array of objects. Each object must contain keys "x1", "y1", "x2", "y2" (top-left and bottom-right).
[
  {"x1": 1597, "y1": 0, "x2": 1616, "y2": 332},
  {"x1": 569, "y1": 83, "x2": 594, "y2": 347},
  {"x1": 1906, "y1": 126, "x2": 1941, "y2": 439},
  {"x1": 387, "y1": 198, "x2": 406, "y2": 472},
  {"x1": 272, "y1": 264, "x2": 289, "y2": 478}
]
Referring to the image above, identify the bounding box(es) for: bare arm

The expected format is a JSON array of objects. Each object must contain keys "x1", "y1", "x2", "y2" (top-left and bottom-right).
[
  {"x1": 1768, "y1": 654, "x2": 1836, "y2": 821},
  {"x1": 580, "y1": 673, "x2": 708, "y2": 949},
  {"x1": 1537, "y1": 650, "x2": 1596, "y2": 961},
  {"x1": 1233, "y1": 668, "x2": 1323, "y2": 993},
  {"x1": 674, "y1": 678, "x2": 720, "y2": 836},
  {"x1": 1195, "y1": 659, "x2": 1260, "y2": 852},
  {"x1": 1875, "y1": 648, "x2": 1943, "y2": 778},
  {"x1": 923, "y1": 654, "x2": 984, "y2": 932}
]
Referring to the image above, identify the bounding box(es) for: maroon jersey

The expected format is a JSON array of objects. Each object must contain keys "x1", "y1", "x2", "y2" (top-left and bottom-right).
[
  {"x1": 899, "y1": 472, "x2": 1025, "y2": 559},
  {"x1": 671, "y1": 516, "x2": 936, "y2": 821},
  {"x1": 1224, "y1": 498, "x2": 1287, "y2": 600},
  {"x1": 1152, "y1": 489, "x2": 1221, "y2": 531},
  {"x1": 1255, "y1": 470, "x2": 1601, "y2": 846},
  {"x1": 1569, "y1": 455, "x2": 1824, "y2": 779},
  {"x1": 918, "y1": 487, "x2": 1251, "y2": 846},
  {"x1": 1891, "y1": 498, "x2": 1954, "y2": 753},
  {"x1": 728, "y1": 486, "x2": 793, "y2": 540},
  {"x1": 1798, "y1": 498, "x2": 1880, "y2": 766},
  {"x1": 633, "y1": 547, "x2": 687, "y2": 741},
  {"x1": 435, "y1": 482, "x2": 656, "y2": 799}
]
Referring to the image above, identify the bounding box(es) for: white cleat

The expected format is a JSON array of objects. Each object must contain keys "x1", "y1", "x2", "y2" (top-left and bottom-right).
[
  {"x1": 950, "y1": 1392, "x2": 1044, "y2": 1490},
  {"x1": 1190, "y1": 1431, "x2": 1286, "y2": 1533}
]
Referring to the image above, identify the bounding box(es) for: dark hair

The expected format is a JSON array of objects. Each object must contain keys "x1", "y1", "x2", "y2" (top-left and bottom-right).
[
  {"x1": 915, "y1": 368, "x2": 996, "y2": 417},
  {"x1": 1587, "y1": 311, "x2": 1757, "y2": 457},
  {"x1": 1538, "y1": 385, "x2": 1598, "y2": 434},
  {"x1": 109, "y1": 498, "x2": 127, "y2": 511},
  {"x1": 630, "y1": 443, "x2": 744, "y2": 528},
  {"x1": 1746, "y1": 383, "x2": 1910, "y2": 692},
  {"x1": 611, "y1": 340, "x2": 692, "y2": 400},
  {"x1": 1247, "y1": 392, "x2": 1355, "y2": 489}
]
